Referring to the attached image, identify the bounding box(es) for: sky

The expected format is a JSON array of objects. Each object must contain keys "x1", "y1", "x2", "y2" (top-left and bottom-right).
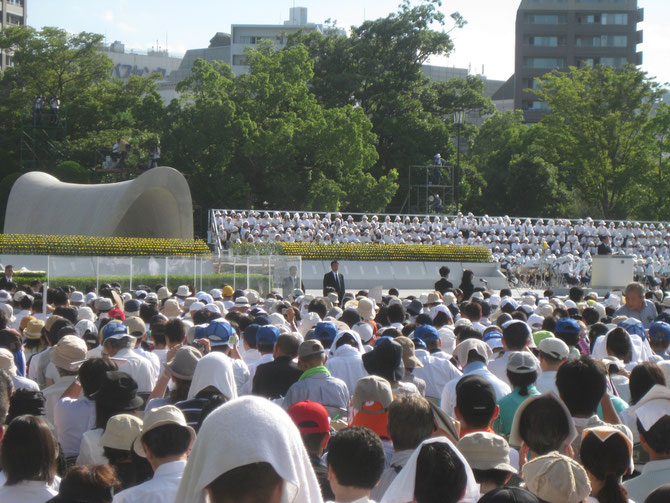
[{"x1": 27, "y1": 0, "x2": 670, "y2": 85}]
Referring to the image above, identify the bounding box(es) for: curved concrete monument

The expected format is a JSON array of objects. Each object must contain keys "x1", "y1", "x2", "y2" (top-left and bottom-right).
[{"x1": 4, "y1": 167, "x2": 194, "y2": 239}]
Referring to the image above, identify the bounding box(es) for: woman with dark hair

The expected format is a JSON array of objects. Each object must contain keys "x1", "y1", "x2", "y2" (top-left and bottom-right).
[
  {"x1": 0, "y1": 415, "x2": 59, "y2": 501},
  {"x1": 46, "y1": 465, "x2": 120, "y2": 503},
  {"x1": 458, "y1": 270, "x2": 475, "y2": 301},
  {"x1": 580, "y1": 427, "x2": 633, "y2": 503}
]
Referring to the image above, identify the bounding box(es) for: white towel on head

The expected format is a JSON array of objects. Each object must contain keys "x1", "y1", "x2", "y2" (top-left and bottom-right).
[
  {"x1": 380, "y1": 436, "x2": 479, "y2": 503},
  {"x1": 187, "y1": 352, "x2": 238, "y2": 401},
  {"x1": 176, "y1": 395, "x2": 323, "y2": 503},
  {"x1": 591, "y1": 328, "x2": 654, "y2": 363}
]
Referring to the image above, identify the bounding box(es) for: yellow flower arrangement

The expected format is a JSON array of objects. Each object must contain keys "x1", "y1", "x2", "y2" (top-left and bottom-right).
[{"x1": 0, "y1": 234, "x2": 211, "y2": 257}]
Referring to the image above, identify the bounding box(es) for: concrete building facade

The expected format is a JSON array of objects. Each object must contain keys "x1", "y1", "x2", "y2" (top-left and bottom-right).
[
  {"x1": 514, "y1": 0, "x2": 643, "y2": 122},
  {"x1": 0, "y1": 0, "x2": 26, "y2": 70}
]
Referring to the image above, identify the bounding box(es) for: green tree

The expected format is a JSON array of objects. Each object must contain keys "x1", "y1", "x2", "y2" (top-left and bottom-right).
[
  {"x1": 164, "y1": 44, "x2": 396, "y2": 212},
  {"x1": 640, "y1": 103, "x2": 670, "y2": 219},
  {"x1": 0, "y1": 26, "x2": 165, "y2": 175},
  {"x1": 533, "y1": 64, "x2": 664, "y2": 218},
  {"x1": 287, "y1": 1, "x2": 486, "y2": 210}
]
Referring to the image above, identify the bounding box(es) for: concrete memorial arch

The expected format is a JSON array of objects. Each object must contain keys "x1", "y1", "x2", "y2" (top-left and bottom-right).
[{"x1": 4, "y1": 167, "x2": 194, "y2": 239}]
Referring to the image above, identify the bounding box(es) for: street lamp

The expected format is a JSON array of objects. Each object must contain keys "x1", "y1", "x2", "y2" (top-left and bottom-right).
[{"x1": 453, "y1": 109, "x2": 465, "y2": 213}]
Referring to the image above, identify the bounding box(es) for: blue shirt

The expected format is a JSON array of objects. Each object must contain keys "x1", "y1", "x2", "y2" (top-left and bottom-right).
[{"x1": 282, "y1": 371, "x2": 350, "y2": 411}]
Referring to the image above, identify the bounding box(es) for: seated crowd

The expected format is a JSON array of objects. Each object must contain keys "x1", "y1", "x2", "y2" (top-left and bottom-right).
[
  {"x1": 0, "y1": 276, "x2": 670, "y2": 502},
  {"x1": 213, "y1": 210, "x2": 670, "y2": 286}
]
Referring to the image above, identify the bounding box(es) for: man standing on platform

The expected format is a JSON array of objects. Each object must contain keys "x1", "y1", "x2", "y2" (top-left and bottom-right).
[{"x1": 323, "y1": 260, "x2": 345, "y2": 302}]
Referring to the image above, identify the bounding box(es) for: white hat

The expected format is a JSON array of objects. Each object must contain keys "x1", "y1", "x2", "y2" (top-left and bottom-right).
[
  {"x1": 538, "y1": 337, "x2": 569, "y2": 360},
  {"x1": 176, "y1": 285, "x2": 190, "y2": 297},
  {"x1": 77, "y1": 306, "x2": 97, "y2": 322},
  {"x1": 70, "y1": 291, "x2": 85, "y2": 304},
  {"x1": 0, "y1": 348, "x2": 17, "y2": 376},
  {"x1": 630, "y1": 384, "x2": 670, "y2": 431},
  {"x1": 0, "y1": 303, "x2": 15, "y2": 323},
  {"x1": 0, "y1": 290, "x2": 11, "y2": 304},
  {"x1": 527, "y1": 314, "x2": 544, "y2": 329},
  {"x1": 234, "y1": 296, "x2": 250, "y2": 308},
  {"x1": 210, "y1": 289, "x2": 223, "y2": 300},
  {"x1": 75, "y1": 319, "x2": 97, "y2": 339},
  {"x1": 189, "y1": 301, "x2": 205, "y2": 313},
  {"x1": 84, "y1": 292, "x2": 98, "y2": 305},
  {"x1": 204, "y1": 303, "x2": 221, "y2": 315}
]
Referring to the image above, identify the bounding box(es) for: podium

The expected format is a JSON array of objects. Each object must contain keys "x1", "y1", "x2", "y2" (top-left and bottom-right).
[{"x1": 590, "y1": 256, "x2": 634, "y2": 290}]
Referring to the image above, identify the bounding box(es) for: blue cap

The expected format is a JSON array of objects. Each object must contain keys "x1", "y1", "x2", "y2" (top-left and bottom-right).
[
  {"x1": 413, "y1": 324, "x2": 439, "y2": 342},
  {"x1": 649, "y1": 321, "x2": 670, "y2": 341},
  {"x1": 196, "y1": 319, "x2": 234, "y2": 347},
  {"x1": 101, "y1": 321, "x2": 129, "y2": 341},
  {"x1": 124, "y1": 299, "x2": 141, "y2": 313},
  {"x1": 618, "y1": 318, "x2": 645, "y2": 339},
  {"x1": 256, "y1": 325, "x2": 280, "y2": 346},
  {"x1": 411, "y1": 336, "x2": 427, "y2": 350},
  {"x1": 554, "y1": 317, "x2": 580, "y2": 335},
  {"x1": 313, "y1": 322, "x2": 337, "y2": 344},
  {"x1": 483, "y1": 330, "x2": 503, "y2": 344}
]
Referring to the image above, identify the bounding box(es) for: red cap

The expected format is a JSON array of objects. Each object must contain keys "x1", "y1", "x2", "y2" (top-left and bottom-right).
[
  {"x1": 287, "y1": 401, "x2": 330, "y2": 434},
  {"x1": 108, "y1": 308, "x2": 126, "y2": 321}
]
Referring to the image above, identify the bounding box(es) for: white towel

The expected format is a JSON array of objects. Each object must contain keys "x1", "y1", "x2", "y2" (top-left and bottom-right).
[
  {"x1": 176, "y1": 396, "x2": 323, "y2": 503},
  {"x1": 380, "y1": 436, "x2": 479, "y2": 503},
  {"x1": 187, "y1": 352, "x2": 238, "y2": 401}
]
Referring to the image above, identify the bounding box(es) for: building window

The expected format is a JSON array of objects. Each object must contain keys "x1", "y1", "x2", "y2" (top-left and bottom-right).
[
  {"x1": 579, "y1": 58, "x2": 595, "y2": 68},
  {"x1": 523, "y1": 100, "x2": 551, "y2": 111},
  {"x1": 602, "y1": 13, "x2": 628, "y2": 25},
  {"x1": 525, "y1": 57, "x2": 566, "y2": 69},
  {"x1": 7, "y1": 0, "x2": 24, "y2": 5},
  {"x1": 7, "y1": 14, "x2": 24, "y2": 25},
  {"x1": 525, "y1": 14, "x2": 567, "y2": 24},
  {"x1": 600, "y1": 57, "x2": 628, "y2": 67},
  {"x1": 235, "y1": 35, "x2": 272, "y2": 44},
  {"x1": 526, "y1": 35, "x2": 564, "y2": 47},
  {"x1": 523, "y1": 78, "x2": 543, "y2": 90},
  {"x1": 576, "y1": 35, "x2": 627, "y2": 47},
  {"x1": 232, "y1": 55, "x2": 248, "y2": 66}
]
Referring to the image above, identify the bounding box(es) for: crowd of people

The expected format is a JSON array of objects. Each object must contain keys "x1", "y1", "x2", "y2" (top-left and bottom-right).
[
  {"x1": 0, "y1": 261, "x2": 669, "y2": 502},
  {"x1": 212, "y1": 210, "x2": 670, "y2": 287}
]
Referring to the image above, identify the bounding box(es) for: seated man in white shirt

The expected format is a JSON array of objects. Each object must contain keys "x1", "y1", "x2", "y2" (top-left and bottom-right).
[
  {"x1": 327, "y1": 426, "x2": 386, "y2": 503},
  {"x1": 113, "y1": 405, "x2": 195, "y2": 503},
  {"x1": 101, "y1": 321, "x2": 156, "y2": 393}
]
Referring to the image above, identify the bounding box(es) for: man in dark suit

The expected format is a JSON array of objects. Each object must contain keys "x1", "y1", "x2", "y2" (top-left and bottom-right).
[
  {"x1": 597, "y1": 235, "x2": 613, "y2": 256},
  {"x1": 323, "y1": 260, "x2": 345, "y2": 301},
  {"x1": 252, "y1": 333, "x2": 303, "y2": 399},
  {"x1": 0, "y1": 265, "x2": 15, "y2": 292},
  {"x1": 434, "y1": 265, "x2": 453, "y2": 294}
]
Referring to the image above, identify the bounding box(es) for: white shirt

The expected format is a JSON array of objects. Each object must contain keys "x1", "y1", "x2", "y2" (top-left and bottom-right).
[
  {"x1": 13, "y1": 309, "x2": 31, "y2": 331},
  {"x1": 76, "y1": 428, "x2": 106, "y2": 466},
  {"x1": 412, "y1": 349, "x2": 462, "y2": 400},
  {"x1": 13, "y1": 374, "x2": 39, "y2": 391},
  {"x1": 112, "y1": 459, "x2": 187, "y2": 503},
  {"x1": 326, "y1": 346, "x2": 367, "y2": 398},
  {"x1": 42, "y1": 375, "x2": 77, "y2": 424},
  {"x1": 535, "y1": 370, "x2": 558, "y2": 395},
  {"x1": 623, "y1": 457, "x2": 670, "y2": 503},
  {"x1": 113, "y1": 347, "x2": 157, "y2": 393},
  {"x1": 241, "y1": 353, "x2": 273, "y2": 395},
  {"x1": 54, "y1": 396, "x2": 96, "y2": 458},
  {"x1": 0, "y1": 479, "x2": 58, "y2": 502}
]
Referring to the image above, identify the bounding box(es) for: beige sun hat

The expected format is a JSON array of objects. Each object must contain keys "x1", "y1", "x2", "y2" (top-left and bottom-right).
[
  {"x1": 50, "y1": 335, "x2": 87, "y2": 371},
  {"x1": 134, "y1": 405, "x2": 195, "y2": 457},
  {"x1": 100, "y1": 414, "x2": 143, "y2": 451}
]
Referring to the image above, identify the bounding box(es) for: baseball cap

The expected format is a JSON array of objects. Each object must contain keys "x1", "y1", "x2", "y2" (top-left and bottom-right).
[
  {"x1": 506, "y1": 351, "x2": 539, "y2": 373},
  {"x1": 458, "y1": 431, "x2": 517, "y2": 473},
  {"x1": 554, "y1": 317, "x2": 580, "y2": 335},
  {"x1": 256, "y1": 325, "x2": 280, "y2": 346},
  {"x1": 618, "y1": 317, "x2": 645, "y2": 339},
  {"x1": 195, "y1": 319, "x2": 234, "y2": 347},
  {"x1": 312, "y1": 322, "x2": 337, "y2": 345},
  {"x1": 538, "y1": 337, "x2": 569, "y2": 360},
  {"x1": 124, "y1": 299, "x2": 141, "y2": 316},
  {"x1": 134, "y1": 405, "x2": 196, "y2": 457},
  {"x1": 108, "y1": 308, "x2": 125, "y2": 321},
  {"x1": 352, "y1": 375, "x2": 393, "y2": 411},
  {"x1": 649, "y1": 321, "x2": 670, "y2": 341},
  {"x1": 522, "y1": 452, "x2": 591, "y2": 503},
  {"x1": 101, "y1": 321, "x2": 130, "y2": 342},
  {"x1": 124, "y1": 316, "x2": 146, "y2": 336},
  {"x1": 287, "y1": 401, "x2": 330, "y2": 434},
  {"x1": 352, "y1": 321, "x2": 374, "y2": 344},
  {"x1": 456, "y1": 374, "x2": 497, "y2": 420},
  {"x1": 298, "y1": 339, "x2": 325, "y2": 359},
  {"x1": 413, "y1": 324, "x2": 439, "y2": 342}
]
